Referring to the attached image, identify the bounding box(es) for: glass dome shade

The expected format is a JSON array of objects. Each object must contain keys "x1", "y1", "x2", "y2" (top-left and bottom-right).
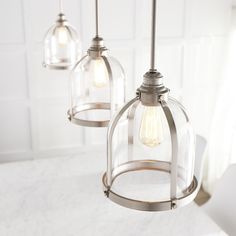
[
  {"x1": 102, "y1": 79, "x2": 198, "y2": 211},
  {"x1": 68, "y1": 41, "x2": 125, "y2": 128},
  {"x1": 43, "y1": 13, "x2": 81, "y2": 70}
]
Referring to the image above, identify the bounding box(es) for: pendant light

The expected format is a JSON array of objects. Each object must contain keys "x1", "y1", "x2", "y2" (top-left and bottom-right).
[
  {"x1": 43, "y1": 0, "x2": 81, "y2": 70},
  {"x1": 68, "y1": 0, "x2": 125, "y2": 127},
  {"x1": 102, "y1": 0, "x2": 198, "y2": 211}
]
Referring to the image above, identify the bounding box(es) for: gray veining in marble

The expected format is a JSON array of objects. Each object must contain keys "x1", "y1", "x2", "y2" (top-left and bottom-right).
[{"x1": 0, "y1": 147, "x2": 228, "y2": 236}]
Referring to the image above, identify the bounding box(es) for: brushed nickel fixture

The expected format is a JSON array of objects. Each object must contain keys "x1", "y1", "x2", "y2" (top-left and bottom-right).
[
  {"x1": 43, "y1": 0, "x2": 81, "y2": 70},
  {"x1": 68, "y1": 0, "x2": 125, "y2": 128},
  {"x1": 102, "y1": 0, "x2": 198, "y2": 211}
]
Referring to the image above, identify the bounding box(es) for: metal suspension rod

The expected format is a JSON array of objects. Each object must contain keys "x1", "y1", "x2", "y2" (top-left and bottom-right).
[
  {"x1": 59, "y1": 0, "x2": 63, "y2": 13},
  {"x1": 95, "y1": 0, "x2": 99, "y2": 37},
  {"x1": 150, "y1": 0, "x2": 157, "y2": 71}
]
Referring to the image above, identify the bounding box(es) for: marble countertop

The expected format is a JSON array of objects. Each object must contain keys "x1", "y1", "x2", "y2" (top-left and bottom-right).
[{"x1": 0, "y1": 148, "x2": 228, "y2": 236}]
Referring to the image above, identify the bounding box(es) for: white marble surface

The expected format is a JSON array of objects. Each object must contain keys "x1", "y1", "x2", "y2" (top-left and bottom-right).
[{"x1": 0, "y1": 147, "x2": 228, "y2": 236}]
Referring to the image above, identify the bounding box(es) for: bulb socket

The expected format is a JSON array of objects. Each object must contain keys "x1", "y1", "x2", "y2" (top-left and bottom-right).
[
  {"x1": 88, "y1": 37, "x2": 108, "y2": 58},
  {"x1": 56, "y1": 13, "x2": 68, "y2": 26},
  {"x1": 137, "y1": 70, "x2": 169, "y2": 106}
]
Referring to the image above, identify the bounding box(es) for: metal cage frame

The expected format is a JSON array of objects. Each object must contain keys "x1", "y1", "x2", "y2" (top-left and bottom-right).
[
  {"x1": 67, "y1": 50, "x2": 126, "y2": 128},
  {"x1": 102, "y1": 95, "x2": 198, "y2": 211},
  {"x1": 43, "y1": 12, "x2": 80, "y2": 70}
]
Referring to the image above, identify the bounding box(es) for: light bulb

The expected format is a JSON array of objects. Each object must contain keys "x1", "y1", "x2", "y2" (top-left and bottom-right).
[
  {"x1": 91, "y1": 58, "x2": 109, "y2": 88},
  {"x1": 139, "y1": 105, "x2": 164, "y2": 147},
  {"x1": 58, "y1": 27, "x2": 68, "y2": 45}
]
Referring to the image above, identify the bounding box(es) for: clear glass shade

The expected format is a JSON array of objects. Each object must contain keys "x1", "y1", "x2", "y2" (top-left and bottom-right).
[
  {"x1": 103, "y1": 96, "x2": 197, "y2": 210},
  {"x1": 69, "y1": 52, "x2": 125, "y2": 127},
  {"x1": 43, "y1": 22, "x2": 81, "y2": 69}
]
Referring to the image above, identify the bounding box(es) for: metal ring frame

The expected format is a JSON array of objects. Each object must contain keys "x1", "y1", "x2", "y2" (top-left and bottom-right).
[
  {"x1": 102, "y1": 161, "x2": 198, "y2": 211},
  {"x1": 68, "y1": 102, "x2": 110, "y2": 127},
  {"x1": 102, "y1": 96, "x2": 198, "y2": 211},
  {"x1": 43, "y1": 61, "x2": 73, "y2": 70},
  {"x1": 68, "y1": 54, "x2": 125, "y2": 128}
]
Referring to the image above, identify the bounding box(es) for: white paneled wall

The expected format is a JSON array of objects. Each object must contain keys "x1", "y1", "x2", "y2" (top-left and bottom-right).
[{"x1": 0, "y1": 0, "x2": 232, "y2": 162}]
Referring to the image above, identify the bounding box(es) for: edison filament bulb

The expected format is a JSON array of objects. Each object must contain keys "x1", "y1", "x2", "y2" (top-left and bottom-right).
[
  {"x1": 57, "y1": 26, "x2": 69, "y2": 45},
  {"x1": 139, "y1": 105, "x2": 164, "y2": 147},
  {"x1": 91, "y1": 58, "x2": 109, "y2": 88}
]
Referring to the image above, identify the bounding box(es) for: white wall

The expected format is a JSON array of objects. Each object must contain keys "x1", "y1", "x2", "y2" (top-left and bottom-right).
[
  {"x1": 0, "y1": 0, "x2": 232, "y2": 162},
  {"x1": 203, "y1": 6, "x2": 236, "y2": 193}
]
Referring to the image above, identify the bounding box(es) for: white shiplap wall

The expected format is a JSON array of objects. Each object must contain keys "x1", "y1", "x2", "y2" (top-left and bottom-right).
[{"x1": 0, "y1": 0, "x2": 232, "y2": 162}]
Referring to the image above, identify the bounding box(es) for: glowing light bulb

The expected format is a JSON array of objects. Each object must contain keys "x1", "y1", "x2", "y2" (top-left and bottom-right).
[
  {"x1": 58, "y1": 27, "x2": 68, "y2": 45},
  {"x1": 139, "y1": 105, "x2": 164, "y2": 147},
  {"x1": 91, "y1": 58, "x2": 109, "y2": 88}
]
